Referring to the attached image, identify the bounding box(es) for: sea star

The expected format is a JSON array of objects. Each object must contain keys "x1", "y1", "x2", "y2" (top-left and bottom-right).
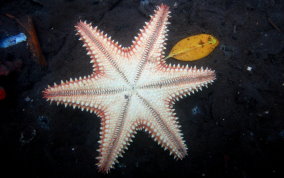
[{"x1": 43, "y1": 4, "x2": 215, "y2": 173}]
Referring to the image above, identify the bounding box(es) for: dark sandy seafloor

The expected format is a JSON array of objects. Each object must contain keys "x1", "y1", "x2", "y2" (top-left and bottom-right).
[{"x1": 0, "y1": 0, "x2": 284, "y2": 177}]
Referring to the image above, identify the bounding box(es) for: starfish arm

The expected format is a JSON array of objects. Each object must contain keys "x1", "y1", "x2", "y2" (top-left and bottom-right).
[
  {"x1": 97, "y1": 93, "x2": 188, "y2": 172},
  {"x1": 135, "y1": 93, "x2": 188, "y2": 159},
  {"x1": 138, "y1": 64, "x2": 216, "y2": 98},
  {"x1": 42, "y1": 75, "x2": 129, "y2": 111},
  {"x1": 131, "y1": 4, "x2": 170, "y2": 83},
  {"x1": 75, "y1": 21, "x2": 130, "y2": 83},
  {"x1": 96, "y1": 94, "x2": 138, "y2": 173}
]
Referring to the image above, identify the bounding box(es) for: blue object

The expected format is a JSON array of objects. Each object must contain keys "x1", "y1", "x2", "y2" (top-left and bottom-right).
[
  {"x1": 192, "y1": 105, "x2": 201, "y2": 115},
  {"x1": 0, "y1": 33, "x2": 27, "y2": 48}
]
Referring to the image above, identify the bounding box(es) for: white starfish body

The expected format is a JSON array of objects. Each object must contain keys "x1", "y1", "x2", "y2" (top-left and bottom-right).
[{"x1": 43, "y1": 4, "x2": 215, "y2": 173}]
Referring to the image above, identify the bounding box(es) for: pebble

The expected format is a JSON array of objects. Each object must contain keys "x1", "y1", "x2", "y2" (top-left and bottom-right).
[
  {"x1": 246, "y1": 66, "x2": 252, "y2": 72},
  {"x1": 24, "y1": 96, "x2": 33, "y2": 102},
  {"x1": 192, "y1": 105, "x2": 201, "y2": 115}
]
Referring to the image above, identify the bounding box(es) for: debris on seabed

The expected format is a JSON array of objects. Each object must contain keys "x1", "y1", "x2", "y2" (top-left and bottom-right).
[
  {"x1": 257, "y1": 110, "x2": 269, "y2": 117},
  {"x1": 246, "y1": 66, "x2": 253, "y2": 72},
  {"x1": 0, "y1": 33, "x2": 27, "y2": 48},
  {"x1": 220, "y1": 44, "x2": 235, "y2": 57},
  {"x1": 192, "y1": 105, "x2": 201, "y2": 115},
  {"x1": 173, "y1": 2, "x2": 178, "y2": 8},
  {"x1": 268, "y1": 18, "x2": 281, "y2": 32},
  {"x1": 24, "y1": 96, "x2": 33, "y2": 102},
  {"x1": 0, "y1": 87, "x2": 6, "y2": 100},
  {"x1": 5, "y1": 14, "x2": 47, "y2": 66}
]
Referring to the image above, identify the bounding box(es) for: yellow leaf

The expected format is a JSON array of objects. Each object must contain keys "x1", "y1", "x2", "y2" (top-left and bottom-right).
[{"x1": 166, "y1": 34, "x2": 219, "y2": 61}]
